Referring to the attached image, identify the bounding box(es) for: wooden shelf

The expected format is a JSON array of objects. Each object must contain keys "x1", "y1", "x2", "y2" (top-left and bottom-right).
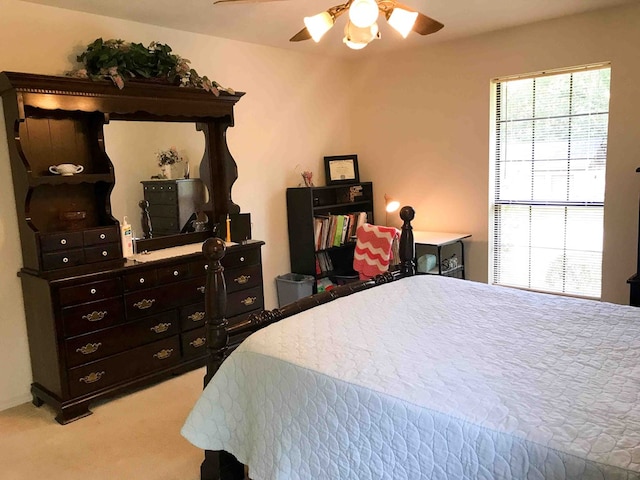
[{"x1": 29, "y1": 173, "x2": 114, "y2": 186}]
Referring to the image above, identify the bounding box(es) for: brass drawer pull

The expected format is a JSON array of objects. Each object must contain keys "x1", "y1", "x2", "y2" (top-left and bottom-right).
[
  {"x1": 234, "y1": 275, "x2": 251, "y2": 285},
  {"x1": 241, "y1": 296, "x2": 257, "y2": 306},
  {"x1": 153, "y1": 348, "x2": 174, "y2": 360},
  {"x1": 188, "y1": 311, "x2": 205, "y2": 322},
  {"x1": 133, "y1": 299, "x2": 155, "y2": 310},
  {"x1": 190, "y1": 337, "x2": 206, "y2": 348},
  {"x1": 150, "y1": 323, "x2": 171, "y2": 334},
  {"x1": 197, "y1": 286, "x2": 205, "y2": 294},
  {"x1": 82, "y1": 311, "x2": 107, "y2": 322},
  {"x1": 76, "y1": 343, "x2": 102, "y2": 355},
  {"x1": 79, "y1": 371, "x2": 105, "y2": 384}
]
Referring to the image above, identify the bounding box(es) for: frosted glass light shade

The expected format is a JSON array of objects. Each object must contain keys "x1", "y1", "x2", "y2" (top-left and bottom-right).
[
  {"x1": 348, "y1": 0, "x2": 379, "y2": 28},
  {"x1": 387, "y1": 7, "x2": 418, "y2": 38},
  {"x1": 304, "y1": 12, "x2": 334, "y2": 42},
  {"x1": 343, "y1": 21, "x2": 379, "y2": 50}
]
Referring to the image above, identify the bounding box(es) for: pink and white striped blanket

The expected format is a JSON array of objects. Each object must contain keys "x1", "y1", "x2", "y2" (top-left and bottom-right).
[{"x1": 352, "y1": 223, "x2": 399, "y2": 280}]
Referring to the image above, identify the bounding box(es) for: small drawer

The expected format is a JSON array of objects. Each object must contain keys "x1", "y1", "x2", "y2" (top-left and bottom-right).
[
  {"x1": 225, "y1": 264, "x2": 263, "y2": 294},
  {"x1": 180, "y1": 302, "x2": 206, "y2": 331},
  {"x1": 181, "y1": 327, "x2": 207, "y2": 359},
  {"x1": 222, "y1": 248, "x2": 261, "y2": 268},
  {"x1": 67, "y1": 336, "x2": 181, "y2": 397},
  {"x1": 62, "y1": 297, "x2": 125, "y2": 337},
  {"x1": 123, "y1": 269, "x2": 158, "y2": 292},
  {"x1": 58, "y1": 278, "x2": 122, "y2": 307},
  {"x1": 40, "y1": 231, "x2": 83, "y2": 253},
  {"x1": 227, "y1": 286, "x2": 264, "y2": 318},
  {"x1": 83, "y1": 226, "x2": 119, "y2": 246},
  {"x1": 145, "y1": 189, "x2": 177, "y2": 205},
  {"x1": 64, "y1": 310, "x2": 179, "y2": 367},
  {"x1": 157, "y1": 263, "x2": 190, "y2": 284},
  {"x1": 84, "y1": 243, "x2": 121, "y2": 263},
  {"x1": 42, "y1": 248, "x2": 84, "y2": 270}
]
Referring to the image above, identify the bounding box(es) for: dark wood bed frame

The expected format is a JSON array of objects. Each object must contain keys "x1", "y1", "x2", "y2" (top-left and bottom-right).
[{"x1": 199, "y1": 206, "x2": 417, "y2": 480}]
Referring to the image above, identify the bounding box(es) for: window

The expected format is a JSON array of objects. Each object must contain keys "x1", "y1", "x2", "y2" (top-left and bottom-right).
[{"x1": 490, "y1": 64, "x2": 611, "y2": 298}]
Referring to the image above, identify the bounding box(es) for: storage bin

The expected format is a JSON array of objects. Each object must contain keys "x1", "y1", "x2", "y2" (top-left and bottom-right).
[{"x1": 275, "y1": 273, "x2": 315, "y2": 307}]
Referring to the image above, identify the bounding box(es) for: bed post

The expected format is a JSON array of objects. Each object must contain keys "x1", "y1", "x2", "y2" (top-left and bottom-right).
[
  {"x1": 399, "y1": 206, "x2": 416, "y2": 276},
  {"x1": 202, "y1": 237, "x2": 229, "y2": 387},
  {"x1": 201, "y1": 238, "x2": 245, "y2": 480}
]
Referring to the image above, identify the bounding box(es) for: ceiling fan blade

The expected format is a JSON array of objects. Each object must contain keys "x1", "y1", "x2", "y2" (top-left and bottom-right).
[
  {"x1": 214, "y1": 0, "x2": 286, "y2": 4},
  {"x1": 411, "y1": 11, "x2": 444, "y2": 36},
  {"x1": 290, "y1": 27, "x2": 312, "y2": 42}
]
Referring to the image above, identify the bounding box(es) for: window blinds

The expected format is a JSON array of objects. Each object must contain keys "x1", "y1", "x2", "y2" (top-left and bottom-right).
[{"x1": 491, "y1": 65, "x2": 610, "y2": 298}]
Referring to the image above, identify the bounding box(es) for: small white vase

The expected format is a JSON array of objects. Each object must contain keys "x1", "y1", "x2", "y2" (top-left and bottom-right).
[{"x1": 161, "y1": 164, "x2": 172, "y2": 180}]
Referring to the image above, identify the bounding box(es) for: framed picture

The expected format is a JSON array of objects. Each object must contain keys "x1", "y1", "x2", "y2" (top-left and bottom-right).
[{"x1": 324, "y1": 154, "x2": 360, "y2": 185}]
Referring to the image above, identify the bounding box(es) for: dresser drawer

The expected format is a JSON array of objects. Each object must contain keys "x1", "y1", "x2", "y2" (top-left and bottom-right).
[
  {"x1": 225, "y1": 264, "x2": 263, "y2": 293},
  {"x1": 123, "y1": 269, "x2": 158, "y2": 292},
  {"x1": 84, "y1": 243, "x2": 121, "y2": 263},
  {"x1": 58, "y1": 278, "x2": 122, "y2": 307},
  {"x1": 64, "y1": 310, "x2": 179, "y2": 367},
  {"x1": 40, "y1": 231, "x2": 84, "y2": 252},
  {"x1": 189, "y1": 247, "x2": 262, "y2": 277},
  {"x1": 42, "y1": 248, "x2": 84, "y2": 270},
  {"x1": 83, "y1": 226, "x2": 119, "y2": 246},
  {"x1": 181, "y1": 327, "x2": 207, "y2": 359},
  {"x1": 223, "y1": 248, "x2": 261, "y2": 268},
  {"x1": 227, "y1": 286, "x2": 264, "y2": 317},
  {"x1": 148, "y1": 204, "x2": 178, "y2": 218},
  {"x1": 157, "y1": 263, "x2": 190, "y2": 284},
  {"x1": 67, "y1": 336, "x2": 181, "y2": 397},
  {"x1": 180, "y1": 302, "x2": 206, "y2": 331},
  {"x1": 62, "y1": 297, "x2": 125, "y2": 337},
  {"x1": 125, "y1": 277, "x2": 205, "y2": 320},
  {"x1": 149, "y1": 217, "x2": 179, "y2": 232}
]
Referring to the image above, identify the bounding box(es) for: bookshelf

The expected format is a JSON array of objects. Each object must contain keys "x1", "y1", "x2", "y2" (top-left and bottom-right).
[{"x1": 286, "y1": 182, "x2": 374, "y2": 289}]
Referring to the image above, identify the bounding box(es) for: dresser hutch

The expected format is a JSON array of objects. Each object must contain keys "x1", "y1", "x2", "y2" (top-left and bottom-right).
[{"x1": 0, "y1": 72, "x2": 264, "y2": 423}]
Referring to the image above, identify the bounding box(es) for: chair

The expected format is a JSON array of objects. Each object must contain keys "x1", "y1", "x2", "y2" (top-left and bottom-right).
[{"x1": 353, "y1": 223, "x2": 400, "y2": 280}]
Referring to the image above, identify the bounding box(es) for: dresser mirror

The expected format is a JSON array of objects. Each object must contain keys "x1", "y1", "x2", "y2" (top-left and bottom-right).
[{"x1": 105, "y1": 120, "x2": 209, "y2": 243}]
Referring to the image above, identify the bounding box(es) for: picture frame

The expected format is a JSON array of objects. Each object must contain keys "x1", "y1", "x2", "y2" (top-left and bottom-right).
[{"x1": 324, "y1": 154, "x2": 360, "y2": 185}]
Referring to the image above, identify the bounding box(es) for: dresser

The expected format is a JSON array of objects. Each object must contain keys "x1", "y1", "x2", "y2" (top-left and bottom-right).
[
  {"x1": 23, "y1": 240, "x2": 264, "y2": 424},
  {"x1": 0, "y1": 71, "x2": 253, "y2": 423},
  {"x1": 142, "y1": 179, "x2": 207, "y2": 236}
]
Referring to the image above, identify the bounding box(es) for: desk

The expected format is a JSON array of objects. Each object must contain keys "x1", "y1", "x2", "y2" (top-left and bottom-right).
[{"x1": 413, "y1": 231, "x2": 471, "y2": 278}]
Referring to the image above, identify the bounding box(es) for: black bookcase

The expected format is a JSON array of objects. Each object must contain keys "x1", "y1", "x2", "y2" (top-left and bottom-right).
[{"x1": 286, "y1": 182, "x2": 374, "y2": 286}]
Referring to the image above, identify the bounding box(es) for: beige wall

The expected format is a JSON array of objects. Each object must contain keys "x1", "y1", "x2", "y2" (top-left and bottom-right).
[
  {"x1": 1, "y1": 0, "x2": 639, "y2": 411},
  {"x1": 0, "y1": 0, "x2": 352, "y2": 410},
  {"x1": 351, "y1": 3, "x2": 640, "y2": 305}
]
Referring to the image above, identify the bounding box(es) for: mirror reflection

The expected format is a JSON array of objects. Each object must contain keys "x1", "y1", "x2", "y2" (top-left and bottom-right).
[{"x1": 105, "y1": 121, "x2": 207, "y2": 239}]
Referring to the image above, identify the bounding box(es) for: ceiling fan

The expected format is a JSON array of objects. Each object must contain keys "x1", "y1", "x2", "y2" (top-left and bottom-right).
[{"x1": 214, "y1": 0, "x2": 444, "y2": 50}]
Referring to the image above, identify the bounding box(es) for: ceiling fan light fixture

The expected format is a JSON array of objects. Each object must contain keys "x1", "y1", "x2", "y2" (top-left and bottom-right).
[
  {"x1": 348, "y1": 0, "x2": 379, "y2": 28},
  {"x1": 343, "y1": 21, "x2": 380, "y2": 49},
  {"x1": 304, "y1": 11, "x2": 335, "y2": 42},
  {"x1": 387, "y1": 7, "x2": 418, "y2": 38}
]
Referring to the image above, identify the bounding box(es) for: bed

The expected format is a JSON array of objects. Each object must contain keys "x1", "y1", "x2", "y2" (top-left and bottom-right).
[{"x1": 182, "y1": 207, "x2": 640, "y2": 480}]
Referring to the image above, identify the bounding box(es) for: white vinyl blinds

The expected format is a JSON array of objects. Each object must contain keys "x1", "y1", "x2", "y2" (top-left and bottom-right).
[{"x1": 491, "y1": 64, "x2": 611, "y2": 298}]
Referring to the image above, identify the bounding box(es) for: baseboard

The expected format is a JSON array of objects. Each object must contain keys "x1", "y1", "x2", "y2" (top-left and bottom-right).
[{"x1": 0, "y1": 392, "x2": 32, "y2": 413}]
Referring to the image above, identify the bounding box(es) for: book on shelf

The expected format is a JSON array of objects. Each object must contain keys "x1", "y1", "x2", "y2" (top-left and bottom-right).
[{"x1": 314, "y1": 212, "x2": 368, "y2": 251}]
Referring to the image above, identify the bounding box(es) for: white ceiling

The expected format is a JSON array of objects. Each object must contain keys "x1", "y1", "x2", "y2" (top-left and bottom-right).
[{"x1": 22, "y1": 0, "x2": 639, "y2": 58}]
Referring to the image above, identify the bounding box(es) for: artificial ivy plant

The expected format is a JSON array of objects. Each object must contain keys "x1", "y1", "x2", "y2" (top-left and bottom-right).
[{"x1": 68, "y1": 38, "x2": 233, "y2": 95}]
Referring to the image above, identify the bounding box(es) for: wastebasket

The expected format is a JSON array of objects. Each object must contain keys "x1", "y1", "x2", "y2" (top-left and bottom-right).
[{"x1": 275, "y1": 273, "x2": 315, "y2": 307}]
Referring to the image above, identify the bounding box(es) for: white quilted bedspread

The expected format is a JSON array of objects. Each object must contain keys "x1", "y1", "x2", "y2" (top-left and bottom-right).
[{"x1": 182, "y1": 276, "x2": 640, "y2": 480}]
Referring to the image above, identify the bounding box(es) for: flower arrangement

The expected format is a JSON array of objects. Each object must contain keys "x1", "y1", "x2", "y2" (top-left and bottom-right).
[
  {"x1": 68, "y1": 38, "x2": 234, "y2": 96},
  {"x1": 156, "y1": 146, "x2": 184, "y2": 167}
]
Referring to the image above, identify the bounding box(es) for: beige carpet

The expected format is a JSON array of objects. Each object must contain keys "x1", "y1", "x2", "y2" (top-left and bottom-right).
[{"x1": 0, "y1": 368, "x2": 207, "y2": 480}]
